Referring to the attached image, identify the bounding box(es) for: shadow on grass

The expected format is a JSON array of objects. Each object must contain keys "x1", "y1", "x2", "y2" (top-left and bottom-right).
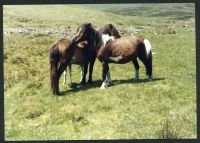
[
  {"x1": 59, "y1": 80, "x2": 102, "y2": 95},
  {"x1": 112, "y1": 77, "x2": 165, "y2": 85},
  {"x1": 59, "y1": 77, "x2": 165, "y2": 96}
]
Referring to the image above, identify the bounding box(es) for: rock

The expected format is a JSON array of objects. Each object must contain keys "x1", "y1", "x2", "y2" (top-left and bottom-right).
[
  {"x1": 73, "y1": 115, "x2": 84, "y2": 122},
  {"x1": 4, "y1": 27, "x2": 73, "y2": 37}
]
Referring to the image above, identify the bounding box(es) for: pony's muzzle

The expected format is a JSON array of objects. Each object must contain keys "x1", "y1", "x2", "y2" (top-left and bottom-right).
[
  {"x1": 72, "y1": 38, "x2": 79, "y2": 45},
  {"x1": 72, "y1": 35, "x2": 82, "y2": 44},
  {"x1": 72, "y1": 36, "x2": 78, "y2": 42}
]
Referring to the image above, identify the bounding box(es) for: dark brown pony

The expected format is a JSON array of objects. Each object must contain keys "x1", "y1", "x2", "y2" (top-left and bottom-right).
[
  {"x1": 72, "y1": 23, "x2": 152, "y2": 89},
  {"x1": 49, "y1": 24, "x2": 121, "y2": 94}
]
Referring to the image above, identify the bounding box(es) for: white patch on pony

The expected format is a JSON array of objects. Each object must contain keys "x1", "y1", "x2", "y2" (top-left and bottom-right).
[
  {"x1": 101, "y1": 34, "x2": 115, "y2": 47},
  {"x1": 144, "y1": 39, "x2": 152, "y2": 58},
  {"x1": 63, "y1": 70, "x2": 67, "y2": 85},
  {"x1": 79, "y1": 66, "x2": 84, "y2": 82},
  {"x1": 69, "y1": 65, "x2": 72, "y2": 86},
  {"x1": 100, "y1": 81, "x2": 107, "y2": 89},
  {"x1": 109, "y1": 56, "x2": 123, "y2": 62}
]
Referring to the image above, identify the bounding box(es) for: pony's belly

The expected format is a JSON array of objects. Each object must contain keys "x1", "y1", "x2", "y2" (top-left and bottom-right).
[
  {"x1": 70, "y1": 48, "x2": 86, "y2": 64},
  {"x1": 70, "y1": 56, "x2": 86, "y2": 64}
]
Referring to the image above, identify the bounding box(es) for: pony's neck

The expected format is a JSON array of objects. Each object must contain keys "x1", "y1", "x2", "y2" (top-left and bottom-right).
[{"x1": 89, "y1": 28, "x2": 103, "y2": 50}]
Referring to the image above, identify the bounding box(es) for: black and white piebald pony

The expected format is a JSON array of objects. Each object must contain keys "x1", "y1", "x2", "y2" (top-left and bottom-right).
[{"x1": 72, "y1": 23, "x2": 153, "y2": 89}]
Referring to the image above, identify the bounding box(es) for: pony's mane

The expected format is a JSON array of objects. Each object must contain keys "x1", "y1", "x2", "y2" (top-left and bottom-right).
[
  {"x1": 98, "y1": 24, "x2": 110, "y2": 34},
  {"x1": 88, "y1": 25, "x2": 102, "y2": 50}
]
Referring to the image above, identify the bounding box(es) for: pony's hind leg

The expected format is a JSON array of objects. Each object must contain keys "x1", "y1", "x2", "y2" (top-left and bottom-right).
[
  {"x1": 68, "y1": 64, "x2": 73, "y2": 87},
  {"x1": 106, "y1": 70, "x2": 112, "y2": 85},
  {"x1": 80, "y1": 62, "x2": 89, "y2": 84},
  {"x1": 63, "y1": 68, "x2": 67, "y2": 85},
  {"x1": 79, "y1": 65, "x2": 84, "y2": 82},
  {"x1": 56, "y1": 61, "x2": 68, "y2": 94},
  {"x1": 132, "y1": 59, "x2": 140, "y2": 80},
  {"x1": 100, "y1": 62, "x2": 109, "y2": 89}
]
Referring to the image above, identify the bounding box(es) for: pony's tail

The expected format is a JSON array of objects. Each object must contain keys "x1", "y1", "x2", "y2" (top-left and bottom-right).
[
  {"x1": 49, "y1": 45, "x2": 60, "y2": 95},
  {"x1": 143, "y1": 39, "x2": 153, "y2": 80}
]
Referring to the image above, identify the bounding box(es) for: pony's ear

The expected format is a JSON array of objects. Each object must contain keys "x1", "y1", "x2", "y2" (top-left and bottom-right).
[
  {"x1": 88, "y1": 23, "x2": 91, "y2": 28},
  {"x1": 109, "y1": 24, "x2": 113, "y2": 28}
]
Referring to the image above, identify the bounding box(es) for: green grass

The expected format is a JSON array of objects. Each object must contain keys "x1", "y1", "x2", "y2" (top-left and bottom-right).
[{"x1": 3, "y1": 4, "x2": 196, "y2": 140}]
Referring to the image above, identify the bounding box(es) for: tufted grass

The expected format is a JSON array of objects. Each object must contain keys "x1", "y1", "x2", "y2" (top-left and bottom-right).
[{"x1": 3, "y1": 4, "x2": 196, "y2": 140}]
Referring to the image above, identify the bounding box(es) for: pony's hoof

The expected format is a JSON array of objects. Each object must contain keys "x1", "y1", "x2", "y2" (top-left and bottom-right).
[
  {"x1": 148, "y1": 76, "x2": 153, "y2": 81},
  {"x1": 134, "y1": 78, "x2": 139, "y2": 81},
  {"x1": 149, "y1": 78, "x2": 153, "y2": 81},
  {"x1": 53, "y1": 91, "x2": 60, "y2": 95},
  {"x1": 80, "y1": 81, "x2": 86, "y2": 85},
  {"x1": 100, "y1": 86, "x2": 106, "y2": 89},
  {"x1": 100, "y1": 81, "x2": 107, "y2": 89},
  {"x1": 107, "y1": 81, "x2": 112, "y2": 86},
  {"x1": 80, "y1": 79, "x2": 86, "y2": 85},
  {"x1": 69, "y1": 83, "x2": 74, "y2": 88}
]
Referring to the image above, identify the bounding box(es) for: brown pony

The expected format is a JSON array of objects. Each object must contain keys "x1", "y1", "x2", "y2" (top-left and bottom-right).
[
  {"x1": 49, "y1": 24, "x2": 121, "y2": 94},
  {"x1": 72, "y1": 23, "x2": 152, "y2": 89},
  {"x1": 62, "y1": 41, "x2": 89, "y2": 86}
]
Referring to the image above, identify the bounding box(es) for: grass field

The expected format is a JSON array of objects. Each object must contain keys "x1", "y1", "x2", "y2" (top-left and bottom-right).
[{"x1": 3, "y1": 4, "x2": 196, "y2": 140}]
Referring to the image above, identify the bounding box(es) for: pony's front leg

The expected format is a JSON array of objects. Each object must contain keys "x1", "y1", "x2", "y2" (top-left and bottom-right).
[
  {"x1": 80, "y1": 62, "x2": 89, "y2": 84},
  {"x1": 100, "y1": 62, "x2": 109, "y2": 89}
]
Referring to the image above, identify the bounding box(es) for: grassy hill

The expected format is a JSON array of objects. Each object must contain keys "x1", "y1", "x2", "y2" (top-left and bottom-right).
[
  {"x1": 83, "y1": 4, "x2": 195, "y2": 20},
  {"x1": 3, "y1": 5, "x2": 153, "y2": 30},
  {"x1": 3, "y1": 4, "x2": 196, "y2": 140}
]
